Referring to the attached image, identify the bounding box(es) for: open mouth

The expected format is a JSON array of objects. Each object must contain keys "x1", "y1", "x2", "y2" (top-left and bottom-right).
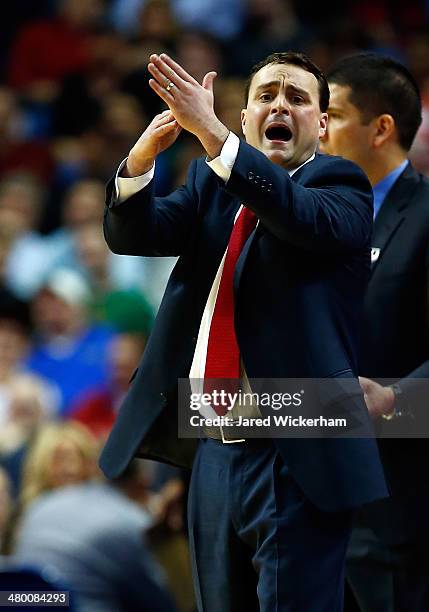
[{"x1": 265, "y1": 124, "x2": 293, "y2": 142}]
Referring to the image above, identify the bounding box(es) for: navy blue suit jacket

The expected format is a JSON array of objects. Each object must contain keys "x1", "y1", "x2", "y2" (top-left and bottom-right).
[{"x1": 99, "y1": 140, "x2": 388, "y2": 512}]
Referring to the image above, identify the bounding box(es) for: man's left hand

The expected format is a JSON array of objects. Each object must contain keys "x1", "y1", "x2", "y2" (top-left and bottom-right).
[
  {"x1": 147, "y1": 53, "x2": 229, "y2": 158},
  {"x1": 359, "y1": 376, "x2": 395, "y2": 420}
]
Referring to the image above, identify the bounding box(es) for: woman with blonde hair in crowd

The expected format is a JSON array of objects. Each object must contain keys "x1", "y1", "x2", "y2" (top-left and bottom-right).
[
  {"x1": 1, "y1": 421, "x2": 98, "y2": 557},
  {"x1": 8, "y1": 422, "x2": 178, "y2": 611},
  {"x1": 19, "y1": 420, "x2": 99, "y2": 511}
]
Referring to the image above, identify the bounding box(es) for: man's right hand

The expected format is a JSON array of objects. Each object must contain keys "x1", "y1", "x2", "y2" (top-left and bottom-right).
[
  {"x1": 359, "y1": 376, "x2": 395, "y2": 420},
  {"x1": 124, "y1": 110, "x2": 182, "y2": 177}
]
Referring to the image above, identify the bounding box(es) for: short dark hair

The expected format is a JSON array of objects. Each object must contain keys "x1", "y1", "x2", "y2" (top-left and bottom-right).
[
  {"x1": 327, "y1": 52, "x2": 422, "y2": 151},
  {"x1": 244, "y1": 51, "x2": 330, "y2": 112}
]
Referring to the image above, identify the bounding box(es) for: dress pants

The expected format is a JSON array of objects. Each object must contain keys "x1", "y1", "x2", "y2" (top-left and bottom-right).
[
  {"x1": 347, "y1": 526, "x2": 429, "y2": 612},
  {"x1": 187, "y1": 438, "x2": 354, "y2": 612}
]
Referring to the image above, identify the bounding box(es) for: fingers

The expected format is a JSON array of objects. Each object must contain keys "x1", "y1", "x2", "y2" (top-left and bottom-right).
[
  {"x1": 148, "y1": 59, "x2": 182, "y2": 90},
  {"x1": 150, "y1": 109, "x2": 179, "y2": 131},
  {"x1": 360, "y1": 381, "x2": 371, "y2": 394},
  {"x1": 154, "y1": 120, "x2": 180, "y2": 135},
  {"x1": 152, "y1": 53, "x2": 199, "y2": 86},
  {"x1": 152, "y1": 110, "x2": 175, "y2": 127},
  {"x1": 148, "y1": 53, "x2": 216, "y2": 107},
  {"x1": 149, "y1": 78, "x2": 174, "y2": 107},
  {"x1": 202, "y1": 71, "x2": 217, "y2": 92}
]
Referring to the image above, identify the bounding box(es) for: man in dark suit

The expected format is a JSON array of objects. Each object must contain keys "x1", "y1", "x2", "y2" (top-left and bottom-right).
[
  {"x1": 321, "y1": 52, "x2": 429, "y2": 612},
  {"x1": 99, "y1": 51, "x2": 387, "y2": 611}
]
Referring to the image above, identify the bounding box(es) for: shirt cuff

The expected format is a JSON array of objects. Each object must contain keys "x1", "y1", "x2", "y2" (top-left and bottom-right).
[
  {"x1": 115, "y1": 158, "x2": 155, "y2": 204},
  {"x1": 206, "y1": 132, "x2": 240, "y2": 183}
]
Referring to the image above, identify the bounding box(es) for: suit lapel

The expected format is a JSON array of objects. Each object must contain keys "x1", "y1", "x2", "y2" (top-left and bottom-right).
[{"x1": 370, "y1": 163, "x2": 419, "y2": 275}]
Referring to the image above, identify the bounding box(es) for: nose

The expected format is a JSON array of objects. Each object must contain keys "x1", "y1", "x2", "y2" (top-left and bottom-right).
[{"x1": 271, "y1": 92, "x2": 290, "y2": 115}]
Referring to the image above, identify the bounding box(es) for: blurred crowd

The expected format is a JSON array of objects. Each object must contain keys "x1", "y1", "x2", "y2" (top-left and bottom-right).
[{"x1": 0, "y1": 0, "x2": 428, "y2": 609}]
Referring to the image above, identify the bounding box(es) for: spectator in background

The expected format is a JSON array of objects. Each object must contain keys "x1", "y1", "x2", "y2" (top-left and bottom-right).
[
  {"x1": 24, "y1": 268, "x2": 116, "y2": 415},
  {"x1": 0, "y1": 232, "x2": 14, "y2": 290},
  {"x1": 227, "y1": 0, "x2": 307, "y2": 77},
  {"x1": 0, "y1": 87, "x2": 54, "y2": 182},
  {"x1": 8, "y1": 421, "x2": 177, "y2": 611},
  {"x1": 0, "y1": 174, "x2": 51, "y2": 299},
  {"x1": 0, "y1": 173, "x2": 44, "y2": 237},
  {"x1": 13, "y1": 469, "x2": 177, "y2": 611},
  {"x1": 111, "y1": 460, "x2": 195, "y2": 612},
  {"x1": 2, "y1": 420, "x2": 98, "y2": 555},
  {"x1": 321, "y1": 52, "x2": 429, "y2": 612},
  {"x1": 75, "y1": 223, "x2": 127, "y2": 298},
  {"x1": 7, "y1": 0, "x2": 105, "y2": 105},
  {"x1": 41, "y1": 177, "x2": 113, "y2": 259},
  {"x1": 0, "y1": 373, "x2": 58, "y2": 449},
  {"x1": 44, "y1": 179, "x2": 145, "y2": 289},
  {"x1": 99, "y1": 289, "x2": 153, "y2": 335},
  {"x1": 58, "y1": 180, "x2": 168, "y2": 309},
  {"x1": 407, "y1": 35, "x2": 429, "y2": 176},
  {"x1": 59, "y1": 178, "x2": 106, "y2": 231},
  {"x1": 0, "y1": 373, "x2": 59, "y2": 499},
  {"x1": 0, "y1": 468, "x2": 12, "y2": 553},
  {"x1": 71, "y1": 331, "x2": 147, "y2": 438},
  {"x1": 5, "y1": 177, "x2": 162, "y2": 306},
  {"x1": 172, "y1": 0, "x2": 244, "y2": 41},
  {"x1": 163, "y1": 31, "x2": 225, "y2": 186},
  {"x1": 110, "y1": 0, "x2": 243, "y2": 42},
  {"x1": 75, "y1": 223, "x2": 170, "y2": 314},
  {"x1": 19, "y1": 421, "x2": 99, "y2": 510},
  {"x1": 137, "y1": 0, "x2": 179, "y2": 53},
  {"x1": 70, "y1": 286, "x2": 155, "y2": 437},
  {"x1": 4, "y1": 177, "x2": 103, "y2": 298},
  {"x1": 215, "y1": 77, "x2": 248, "y2": 137},
  {"x1": 117, "y1": 0, "x2": 179, "y2": 120},
  {"x1": 0, "y1": 291, "x2": 32, "y2": 425},
  {"x1": 175, "y1": 30, "x2": 223, "y2": 85},
  {"x1": 77, "y1": 92, "x2": 152, "y2": 183}
]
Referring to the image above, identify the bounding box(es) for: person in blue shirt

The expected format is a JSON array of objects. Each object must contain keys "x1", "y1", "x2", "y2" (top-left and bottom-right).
[
  {"x1": 25, "y1": 268, "x2": 116, "y2": 415},
  {"x1": 321, "y1": 52, "x2": 429, "y2": 612}
]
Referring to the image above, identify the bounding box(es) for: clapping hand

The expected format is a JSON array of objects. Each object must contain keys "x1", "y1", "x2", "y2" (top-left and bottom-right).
[
  {"x1": 359, "y1": 376, "x2": 395, "y2": 420},
  {"x1": 148, "y1": 53, "x2": 229, "y2": 158},
  {"x1": 125, "y1": 109, "x2": 181, "y2": 177}
]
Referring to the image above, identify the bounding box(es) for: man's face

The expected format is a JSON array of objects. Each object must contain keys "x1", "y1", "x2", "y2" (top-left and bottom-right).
[
  {"x1": 320, "y1": 83, "x2": 373, "y2": 172},
  {"x1": 241, "y1": 62, "x2": 327, "y2": 169}
]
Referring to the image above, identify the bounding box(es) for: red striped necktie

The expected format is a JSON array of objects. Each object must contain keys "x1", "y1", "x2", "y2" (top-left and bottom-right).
[{"x1": 204, "y1": 207, "x2": 257, "y2": 414}]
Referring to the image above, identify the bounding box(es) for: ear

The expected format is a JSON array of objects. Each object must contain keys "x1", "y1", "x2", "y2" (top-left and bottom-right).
[
  {"x1": 373, "y1": 114, "x2": 395, "y2": 148},
  {"x1": 318, "y1": 113, "x2": 328, "y2": 139},
  {"x1": 241, "y1": 109, "x2": 247, "y2": 137}
]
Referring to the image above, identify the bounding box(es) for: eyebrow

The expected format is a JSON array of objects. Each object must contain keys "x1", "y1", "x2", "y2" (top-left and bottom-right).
[{"x1": 254, "y1": 81, "x2": 309, "y2": 97}]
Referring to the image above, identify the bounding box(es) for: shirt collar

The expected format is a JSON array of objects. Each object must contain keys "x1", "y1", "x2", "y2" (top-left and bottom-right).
[
  {"x1": 289, "y1": 153, "x2": 316, "y2": 176},
  {"x1": 372, "y1": 159, "x2": 409, "y2": 219}
]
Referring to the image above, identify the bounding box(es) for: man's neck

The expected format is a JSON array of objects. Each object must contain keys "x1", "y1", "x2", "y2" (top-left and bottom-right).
[{"x1": 366, "y1": 151, "x2": 408, "y2": 186}]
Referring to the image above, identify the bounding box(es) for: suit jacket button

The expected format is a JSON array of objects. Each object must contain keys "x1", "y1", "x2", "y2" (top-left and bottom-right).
[{"x1": 248, "y1": 171, "x2": 254, "y2": 180}]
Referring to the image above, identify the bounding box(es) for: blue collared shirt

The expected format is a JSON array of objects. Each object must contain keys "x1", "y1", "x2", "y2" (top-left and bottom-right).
[{"x1": 372, "y1": 160, "x2": 409, "y2": 219}]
